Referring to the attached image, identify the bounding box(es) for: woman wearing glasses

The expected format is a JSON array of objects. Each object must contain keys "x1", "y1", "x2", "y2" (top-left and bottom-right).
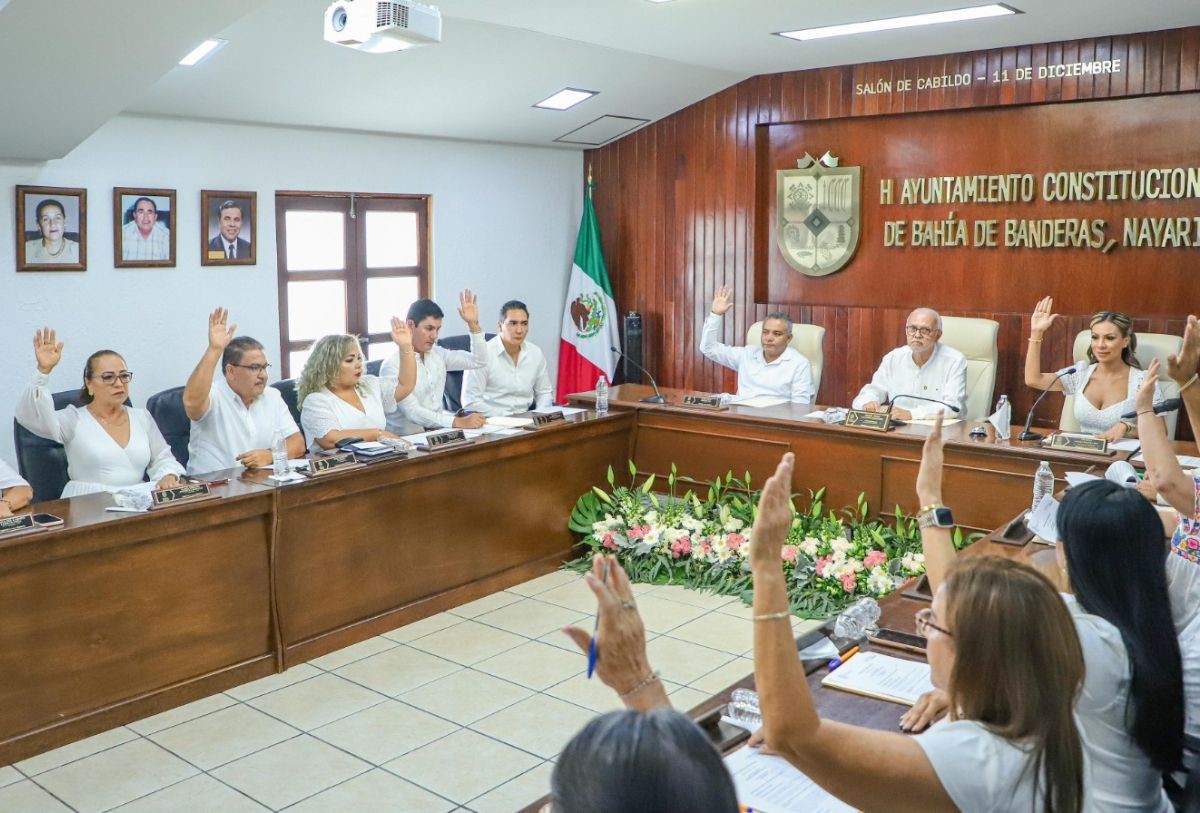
[
  {"x1": 1025, "y1": 297, "x2": 1165, "y2": 442},
  {"x1": 16, "y1": 328, "x2": 184, "y2": 497}
]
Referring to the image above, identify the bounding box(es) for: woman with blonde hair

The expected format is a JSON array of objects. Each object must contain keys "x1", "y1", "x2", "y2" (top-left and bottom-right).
[
  {"x1": 1025, "y1": 297, "x2": 1164, "y2": 442},
  {"x1": 298, "y1": 319, "x2": 417, "y2": 451}
]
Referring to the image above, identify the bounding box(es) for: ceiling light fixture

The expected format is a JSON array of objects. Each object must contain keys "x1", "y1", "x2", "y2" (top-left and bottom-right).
[
  {"x1": 178, "y1": 38, "x2": 228, "y2": 66},
  {"x1": 778, "y1": 4, "x2": 1018, "y2": 42},
  {"x1": 534, "y1": 88, "x2": 598, "y2": 111}
]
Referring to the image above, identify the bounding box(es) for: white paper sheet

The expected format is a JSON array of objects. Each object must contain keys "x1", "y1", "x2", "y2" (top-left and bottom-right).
[
  {"x1": 1109, "y1": 438, "x2": 1141, "y2": 452},
  {"x1": 487, "y1": 416, "x2": 534, "y2": 428},
  {"x1": 731, "y1": 395, "x2": 789, "y2": 408},
  {"x1": 904, "y1": 417, "x2": 961, "y2": 426},
  {"x1": 1064, "y1": 471, "x2": 1099, "y2": 488},
  {"x1": 556, "y1": 407, "x2": 586, "y2": 416},
  {"x1": 1027, "y1": 496, "x2": 1060, "y2": 544},
  {"x1": 1132, "y1": 453, "x2": 1200, "y2": 468},
  {"x1": 725, "y1": 747, "x2": 855, "y2": 813},
  {"x1": 820, "y1": 652, "x2": 934, "y2": 706}
]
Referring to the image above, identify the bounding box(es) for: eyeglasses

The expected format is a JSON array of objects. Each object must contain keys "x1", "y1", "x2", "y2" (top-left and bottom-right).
[
  {"x1": 915, "y1": 607, "x2": 952, "y2": 638},
  {"x1": 232, "y1": 363, "x2": 271, "y2": 374},
  {"x1": 905, "y1": 325, "x2": 936, "y2": 337},
  {"x1": 91, "y1": 371, "x2": 133, "y2": 385}
]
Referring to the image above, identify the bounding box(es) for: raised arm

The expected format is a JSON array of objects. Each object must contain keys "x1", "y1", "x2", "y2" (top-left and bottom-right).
[
  {"x1": 183, "y1": 307, "x2": 235, "y2": 421},
  {"x1": 1137, "y1": 359, "x2": 1194, "y2": 515},
  {"x1": 915, "y1": 413, "x2": 957, "y2": 592},
  {"x1": 698, "y1": 285, "x2": 741, "y2": 370},
  {"x1": 749, "y1": 452, "x2": 955, "y2": 812},
  {"x1": 389, "y1": 317, "x2": 417, "y2": 403},
  {"x1": 1168, "y1": 315, "x2": 1200, "y2": 447},
  {"x1": 1025, "y1": 296, "x2": 1064, "y2": 391},
  {"x1": 16, "y1": 328, "x2": 68, "y2": 442}
]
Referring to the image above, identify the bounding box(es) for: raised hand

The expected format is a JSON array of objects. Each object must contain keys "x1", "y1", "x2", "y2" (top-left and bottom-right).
[
  {"x1": 207, "y1": 307, "x2": 236, "y2": 351},
  {"x1": 33, "y1": 327, "x2": 64, "y2": 373},
  {"x1": 1167, "y1": 314, "x2": 1198, "y2": 386},
  {"x1": 1030, "y1": 296, "x2": 1059, "y2": 337},
  {"x1": 458, "y1": 288, "x2": 480, "y2": 329},
  {"x1": 915, "y1": 411, "x2": 946, "y2": 506},
  {"x1": 390, "y1": 316, "x2": 413, "y2": 350},
  {"x1": 1134, "y1": 357, "x2": 1160, "y2": 415},
  {"x1": 749, "y1": 452, "x2": 796, "y2": 571},
  {"x1": 711, "y1": 284, "x2": 733, "y2": 316}
]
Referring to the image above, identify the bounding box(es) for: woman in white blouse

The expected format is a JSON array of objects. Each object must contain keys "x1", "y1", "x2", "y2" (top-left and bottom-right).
[
  {"x1": 1025, "y1": 297, "x2": 1164, "y2": 442},
  {"x1": 15, "y1": 328, "x2": 184, "y2": 498},
  {"x1": 297, "y1": 322, "x2": 417, "y2": 452}
]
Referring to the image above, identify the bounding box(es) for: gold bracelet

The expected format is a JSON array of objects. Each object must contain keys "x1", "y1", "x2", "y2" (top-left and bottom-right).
[
  {"x1": 618, "y1": 669, "x2": 661, "y2": 698},
  {"x1": 1028, "y1": 337, "x2": 1042, "y2": 343},
  {"x1": 1137, "y1": 409, "x2": 1154, "y2": 417},
  {"x1": 1180, "y1": 373, "x2": 1199, "y2": 394},
  {"x1": 753, "y1": 609, "x2": 792, "y2": 622}
]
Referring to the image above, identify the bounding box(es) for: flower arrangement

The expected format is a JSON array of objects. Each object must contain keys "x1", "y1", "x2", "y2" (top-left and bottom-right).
[{"x1": 568, "y1": 461, "x2": 972, "y2": 618}]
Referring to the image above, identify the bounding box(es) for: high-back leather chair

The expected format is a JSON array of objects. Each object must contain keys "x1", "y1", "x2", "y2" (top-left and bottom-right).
[
  {"x1": 745, "y1": 321, "x2": 826, "y2": 394},
  {"x1": 146, "y1": 386, "x2": 191, "y2": 469},
  {"x1": 436, "y1": 333, "x2": 495, "y2": 413},
  {"x1": 271, "y1": 379, "x2": 302, "y2": 427},
  {"x1": 939, "y1": 316, "x2": 1000, "y2": 421},
  {"x1": 366, "y1": 359, "x2": 383, "y2": 376},
  {"x1": 1060, "y1": 330, "x2": 1183, "y2": 438},
  {"x1": 13, "y1": 389, "x2": 128, "y2": 502}
]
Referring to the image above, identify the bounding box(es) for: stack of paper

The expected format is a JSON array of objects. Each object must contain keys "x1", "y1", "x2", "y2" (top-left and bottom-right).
[
  {"x1": 725, "y1": 747, "x2": 855, "y2": 812},
  {"x1": 820, "y1": 652, "x2": 933, "y2": 706}
]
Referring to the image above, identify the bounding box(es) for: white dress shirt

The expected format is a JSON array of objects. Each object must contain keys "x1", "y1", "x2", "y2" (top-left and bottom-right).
[
  {"x1": 0, "y1": 458, "x2": 29, "y2": 491},
  {"x1": 187, "y1": 377, "x2": 301, "y2": 474},
  {"x1": 299, "y1": 376, "x2": 387, "y2": 452},
  {"x1": 461, "y1": 336, "x2": 554, "y2": 417},
  {"x1": 698, "y1": 314, "x2": 815, "y2": 403},
  {"x1": 381, "y1": 333, "x2": 489, "y2": 431},
  {"x1": 121, "y1": 221, "x2": 171, "y2": 261},
  {"x1": 852, "y1": 343, "x2": 968, "y2": 418},
  {"x1": 16, "y1": 371, "x2": 185, "y2": 497}
]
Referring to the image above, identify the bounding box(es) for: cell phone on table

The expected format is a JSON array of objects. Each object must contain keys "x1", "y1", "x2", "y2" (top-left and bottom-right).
[
  {"x1": 31, "y1": 513, "x2": 64, "y2": 528},
  {"x1": 868, "y1": 628, "x2": 927, "y2": 654}
]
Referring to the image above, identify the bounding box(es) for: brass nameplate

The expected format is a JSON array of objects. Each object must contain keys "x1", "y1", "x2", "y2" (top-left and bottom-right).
[
  {"x1": 1049, "y1": 433, "x2": 1111, "y2": 455},
  {"x1": 530, "y1": 411, "x2": 567, "y2": 427},
  {"x1": 423, "y1": 429, "x2": 472, "y2": 451},
  {"x1": 151, "y1": 482, "x2": 217, "y2": 509},
  {"x1": 680, "y1": 395, "x2": 727, "y2": 411},
  {"x1": 307, "y1": 451, "x2": 363, "y2": 475},
  {"x1": 845, "y1": 409, "x2": 891, "y2": 432},
  {"x1": 0, "y1": 514, "x2": 37, "y2": 536}
]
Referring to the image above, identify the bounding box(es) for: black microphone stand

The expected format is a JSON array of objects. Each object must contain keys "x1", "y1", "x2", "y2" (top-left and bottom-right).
[
  {"x1": 1017, "y1": 367, "x2": 1076, "y2": 442},
  {"x1": 610, "y1": 346, "x2": 667, "y2": 404}
]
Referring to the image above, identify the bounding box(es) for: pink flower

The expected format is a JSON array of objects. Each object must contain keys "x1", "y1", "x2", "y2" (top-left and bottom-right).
[
  {"x1": 863, "y1": 550, "x2": 888, "y2": 568},
  {"x1": 840, "y1": 572, "x2": 858, "y2": 592},
  {"x1": 726, "y1": 533, "x2": 746, "y2": 550},
  {"x1": 627, "y1": 524, "x2": 649, "y2": 541},
  {"x1": 815, "y1": 556, "x2": 832, "y2": 576},
  {"x1": 781, "y1": 545, "x2": 799, "y2": 563},
  {"x1": 602, "y1": 533, "x2": 618, "y2": 551},
  {"x1": 1189, "y1": 539, "x2": 1199, "y2": 550},
  {"x1": 671, "y1": 536, "x2": 693, "y2": 559}
]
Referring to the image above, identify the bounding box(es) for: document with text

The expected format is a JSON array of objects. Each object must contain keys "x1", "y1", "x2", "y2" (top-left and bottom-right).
[
  {"x1": 725, "y1": 747, "x2": 855, "y2": 813},
  {"x1": 820, "y1": 652, "x2": 933, "y2": 706}
]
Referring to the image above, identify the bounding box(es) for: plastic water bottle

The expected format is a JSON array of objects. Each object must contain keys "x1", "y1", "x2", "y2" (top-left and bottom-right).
[
  {"x1": 725, "y1": 688, "x2": 762, "y2": 730},
  {"x1": 833, "y1": 596, "x2": 881, "y2": 641},
  {"x1": 994, "y1": 394, "x2": 1012, "y2": 440},
  {"x1": 1032, "y1": 460, "x2": 1054, "y2": 512},
  {"x1": 272, "y1": 430, "x2": 288, "y2": 478},
  {"x1": 595, "y1": 376, "x2": 609, "y2": 415}
]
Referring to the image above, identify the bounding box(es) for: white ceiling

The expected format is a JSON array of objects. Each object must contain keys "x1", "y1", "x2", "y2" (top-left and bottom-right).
[{"x1": 2, "y1": 0, "x2": 1198, "y2": 161}]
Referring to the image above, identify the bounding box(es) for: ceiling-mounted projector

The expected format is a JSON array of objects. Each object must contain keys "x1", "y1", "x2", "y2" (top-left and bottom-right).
[{"x1": 324, "y1": 0, "x2": 442, "y2": 53}]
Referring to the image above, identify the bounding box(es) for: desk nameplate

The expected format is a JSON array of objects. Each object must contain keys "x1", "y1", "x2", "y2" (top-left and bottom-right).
[
  {"x1": 679, "y1": 395, "x2": 728, "y2": 411},
  {"x1": 420, "y1": 430, "x2": 474, "y2": 451},
  {"x1": 150, "y1": 483, "x2": 220, "y2": 510},
  {"x1": 0, "y1": 514, "x2": 41, "y2": 538},
  {"x1": 306, "y1": 452, "x2": 366, "y2": 476},
  {"x1": 844, "y1": 409, "x2": 891, "y2": 432},
  {"x1": 1049, "y1": 433, "x2": 1112, "y2": 455},
  {"x1": 522, "y1": 411, "x2": 568, "y2": 431}
]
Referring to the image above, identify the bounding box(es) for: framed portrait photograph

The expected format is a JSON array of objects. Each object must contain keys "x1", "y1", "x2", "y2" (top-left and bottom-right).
[
  {"x1": 201, "y1": 190, "x2": 256, "y2": 266},
  {"x1": 114, "y1": 187, "x2": 177, "y2": 268},
  {"x1": 16, "y1": 185, "x2": 87, "y2": 271}
]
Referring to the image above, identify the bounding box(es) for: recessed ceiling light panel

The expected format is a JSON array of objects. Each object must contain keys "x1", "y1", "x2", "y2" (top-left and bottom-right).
[
  {"x1": 178, "y1": 38, "x2": 228, "y2": 67},
  {"x1": 534, "y1": 88, "x2": 598, "y2": 111},
  {"x1": 778, "y1": 4, "x2": 1019, "y2": 42}
]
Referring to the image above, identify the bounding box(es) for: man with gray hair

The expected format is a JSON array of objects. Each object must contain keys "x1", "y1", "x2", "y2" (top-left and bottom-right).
[
  {"x1": 852, "y1": 307, "x2": 967, "y2": 419},
  {"x1": 699, "y1": 285, "x2": 815, "y2": 403}
]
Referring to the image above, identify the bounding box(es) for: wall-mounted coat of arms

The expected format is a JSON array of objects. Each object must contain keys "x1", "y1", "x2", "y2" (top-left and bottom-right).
[{"x1": 776, "y1": 151, "x2": 861, "y2": 277}]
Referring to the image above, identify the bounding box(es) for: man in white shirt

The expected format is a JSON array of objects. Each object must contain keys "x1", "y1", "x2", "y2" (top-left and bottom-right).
[
  {"x1": 182, "y1": 308, "x2": 305, "y2": 474},
  {"x1": 852, "y1": 308, "x2": 967, "y2": 419},
  {"x1": 462, "y1": 300, "x2": 554, "y2": 417},
  {"x1": 0, "y1": 458, "x2": 32, "y2": 517},
  {"x1": 382, "y1": 290, "x2": 490, "y2": 431},
  {"x1": 121, "y1": 197, "x2": 171, "y2": 261},
  {"x1": 699, "y1": 285, "x2": 815, "y2": 404}
]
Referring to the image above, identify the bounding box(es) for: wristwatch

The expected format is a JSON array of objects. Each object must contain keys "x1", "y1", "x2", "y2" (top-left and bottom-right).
[{"x1": 918, "y1": 504, "x2": 955, "y2": 529}]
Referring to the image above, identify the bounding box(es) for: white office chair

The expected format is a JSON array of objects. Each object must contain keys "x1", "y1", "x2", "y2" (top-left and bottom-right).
[
  {"x1": 746, "y1": 320, "x2": 826, "y2": 394},
  {"x1": 938, "y1": 316, "x2": 999, "y2": 421},
  {"x1": 1059, "y1": 330, "x2": 1183, "y2": 438}
]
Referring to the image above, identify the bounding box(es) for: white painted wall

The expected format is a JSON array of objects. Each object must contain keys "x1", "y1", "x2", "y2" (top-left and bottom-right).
[{"x1": 0, "y1": 115, "x2": 583, "y2": 464}]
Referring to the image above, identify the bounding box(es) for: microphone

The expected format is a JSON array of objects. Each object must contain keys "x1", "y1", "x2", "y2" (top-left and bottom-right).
[
  {"x1": 1120, "y1": 398, "x2": 1182, "y2": 420},
  {"x1": 885, "y1": 394, "x2": 962, "y2": 415},
  {"x1": 609, "y1": 346, "x2": 667, "y2": 404},
  {"x1": 1018, "y1": 367, "x2": 1076, "y2": 442}
]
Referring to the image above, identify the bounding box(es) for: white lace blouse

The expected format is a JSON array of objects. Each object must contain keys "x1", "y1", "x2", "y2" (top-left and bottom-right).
[{"x1": 1058, "y1": 362, "x2": 1163, "y2": 435}]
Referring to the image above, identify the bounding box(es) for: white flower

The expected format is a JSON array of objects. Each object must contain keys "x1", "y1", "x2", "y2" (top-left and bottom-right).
[
  {"x1": 644, "y1": 526, "x2": 664, "y2": 550},
  {"x1": 901, "y1": 552, "x2": 926, "y2": 574},
  {"x1": 645, "y1": 510, "x2": 658, "y2": 525},
  {"x1": 798, "y1": 537, "x2": 821, "y2": 557},
  {"x1": 716, "y1": 548, "x2": 733, "y2": 562},
  {"x1": 723, "y1": 516, "x2": 745, "y2": 532},
  {"x1": 830, "y1": 537, "x2": 852, "y2": 556},
  {"x1": 867, "y1": 566, "x2": 895, "y2": 594}
]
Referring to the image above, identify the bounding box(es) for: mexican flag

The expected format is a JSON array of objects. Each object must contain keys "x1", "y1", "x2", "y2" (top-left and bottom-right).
[{"x1": 556, "y1": 178, "x2": 620, "y2": 403}]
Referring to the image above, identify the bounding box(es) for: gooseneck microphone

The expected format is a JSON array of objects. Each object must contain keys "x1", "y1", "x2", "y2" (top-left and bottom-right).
[
  {"x1": 885, "y1": 394, "x2": 963, "y2": 415},
  {"x1": 1120, "y1": 398, "x2": 1182, "y2": 420},
  {"x1": 1018, "y1": 367, "x2": 1077, "y2": 442},
  {"x1": 609, "y1": 346, "x2": 668, "y2": 404}
]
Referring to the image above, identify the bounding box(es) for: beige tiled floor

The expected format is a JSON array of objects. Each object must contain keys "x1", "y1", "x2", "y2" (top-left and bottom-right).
[{"x1": 0, "y1": 571, "x2": 823, "y2": 811}]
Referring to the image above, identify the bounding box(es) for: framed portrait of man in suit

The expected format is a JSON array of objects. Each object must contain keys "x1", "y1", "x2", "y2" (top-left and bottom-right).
[{"x1": 201, "y1": 190, "x2": 256, "y2": 266}]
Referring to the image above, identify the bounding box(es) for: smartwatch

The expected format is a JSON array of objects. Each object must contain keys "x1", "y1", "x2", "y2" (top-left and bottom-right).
[{"x1": 918, "y1": 505, "x2": 955, "y2": 529}]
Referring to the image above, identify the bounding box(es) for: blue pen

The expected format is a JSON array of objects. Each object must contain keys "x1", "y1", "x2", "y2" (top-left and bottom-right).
[{"x1": 587, "y1": 560, "x2": 612, "y2": 678}]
